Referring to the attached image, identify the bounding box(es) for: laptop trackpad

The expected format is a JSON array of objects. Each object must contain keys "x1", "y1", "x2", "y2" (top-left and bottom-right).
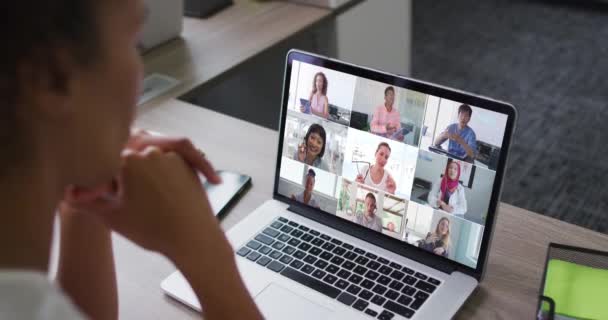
[{"x1": 255, "y1": 283, "x2": 333, "y2": 320}]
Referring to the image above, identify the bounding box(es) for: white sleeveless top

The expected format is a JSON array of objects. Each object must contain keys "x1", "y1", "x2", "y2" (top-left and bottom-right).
[{"x1": 363, "y1": 165, "x2": 389, "y2": 192}]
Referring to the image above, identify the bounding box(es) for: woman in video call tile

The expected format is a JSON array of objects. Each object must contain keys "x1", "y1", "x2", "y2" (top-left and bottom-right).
[
  {"x1": 294, "y1": 124, "x2": 329, "y2": 171},
  {"x1": 291, "y1": 169, "x2": 321, "y2": 209},
  {"x1": 355, "y1": 193, "x2": 383, "y2": 232},
  {"x1": 418, "y1": 217, "x2": 451, "y2": 257},
  {"x1": 370, "y1": 86, "x2": 404, "y2": 142},
  {"x1": 428, "y1": 160, "x2": 467, "y2": 215},
  {"x1": 300, "y1": 72, "x2": 329, "y2": 119},
  {"x1": 355, "y1": 142, "x2": 397, "y2": 194},
  {"x1": 434, "y1": 104, "x2": 477, "y2": 160}
]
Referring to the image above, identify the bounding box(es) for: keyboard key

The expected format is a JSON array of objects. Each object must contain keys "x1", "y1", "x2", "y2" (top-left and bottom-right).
[
  {"x1": 288, "y1": 221, "x2": 299, "y2": 227},
  {"x1": 301, "y1": 264, "x2": 314, "y2": 274},
  {"x1": 348, "y1": 274, "x2": 363, "y2": 284},
  {"x1": 428, "y1": 277, "x2": 441, "y2": 286},
  {"x1": 343, "y1": 252, "x2": 358, "y2": 261},
  {"x1": 371, "y1": 295, "x2": 387, "y2": 306},
  {"x1": 390, "y1": 270, "x2": 405, "y2": 281},
  {"x1": 414, "y1": 272, "x2": 428, "y2": 281},
  {"x1": 320, "y1": 251, "x2": 333, "y2": 261},
  {"x1": 335, "y1": 279, "x2": 349, "y2": 289},
  {"x1": 254, "y1": 234, "x2": 274, "y2": 245},
  {"x1": 378, "y1": 310, "x2": 395, "y2": 320},
  {"x1": 323, "y1": 274, "x2": 338, "y2": 285},
  {"x1": 389, "y1": 262, "x2": 402, "y2": 270},
  {"x1": 326, "y1": 264, "x2": 340, "y2": 274},
  {"x1": 378, "y1": 265, "x2": 393, "y2": 275},
  {"x1": 301, "y1": 234, "x2": 314, "y2": 242},
  {"x1": 365, "y1": 270, "x2": 379, "y2": 281},
  {"x1": 410, "y1": 298, "x2": 424, "y2": 310},
  {"x1": 309, "y1": 247, "x2": 322, "y2": 256},
  {"x1": 279, "y1": 255, "x2": 293, "y2": 264},
  {"x1": 353, "y1": 299, "x2": 369, "y2": 311},
  {"x1": 259, "y1": 246, "x2": 272, "y2": 255},
  {"x1": 312, "y1": 269, "x2": 326, "y2": 279},
  {"x1": 403, "y1": 275, "x2": 416, "y2": 285},
  {"x1": 267, "y1": 261, "x2": 285, "y2": 272},
  {"x1": 342, "y1": 243, "x2": 354, "y2": 250},
  {"x1": 272, "y1": 242, "x2": 285, "y2": 250},
  {"x1": 298, "y1": 225, "x2": 310, "y2": 232},
  {"x1": 256, "y1": 256, "x2": 271, "y2": 266},
  {"x1": 263, "y1": 227, "x2": 280, "y2": 238},
  {"x1": 247, "y1": 251, "x2": 261, "y2": 261},
  {"x1": 246, "y1": 241, "x2": 262, "y2": 250},
  {"x1": 401, "y1": 285, "x2": 416, "y2": 296},
  {"x1": 278, "y1": 234, "x2": 290, "y2": 242},
  {"x1": 304, "y1": 255, "x2": 317, "y2": 264},
  {"x1": 384, "y1": 300, "x2": 415, "y2": 319},
  {"x1": 314, "y1": 260, "x2": 328, "y2": 269},
  {"x1": 330, "y1": 256, "x2": 345, "y2": 266},
  {"x1": 402, "y1": 266, "x2": 415, "y2": 275},
  {"x1": 355, "y1": 256, "x2": 370, "y2": 265},
  {"x1": 332, "y1": 247, "x2": 346, "y2": 256},
  {"x1": 269, "y1": 250, "x2": 283, "y2": 260},
  {"x1": 278, "y1": 217, "x2": 288, "y2": 223},
  {"x1": 290, "y1": 260, "x2": 304, "y2": 269},
  {"x1": 290, "y1": 229, "x2": 304, "y2": 238},
  {"x1": 359, "y1": 288, "x2": 374, "y2": 300},
  {"x1": 364, "y1": 309, "x2": 378, "y2": 317},
  {"x1": 372, "y1": 284, "x2": 387, "y2": 295},
  {"x1": 271, "y1": 221, "x2": 283, "y2": 229},
  {"x1": 320, "y1": 234, "x2": 331, "y2": 241},
  {"x1": 288, "y1": 238, "x2": 301, "y2": 247},
  {"x1": 337, "y1": 292, "x2": 356, "y2": 306},
  {"x1": 367, "y1": 261, "x2": 381, "y2": 270},
  {"x1": 337, "y1": 269, "x2": 351, "y2": 279},
  {"x1": 311, "y1": 238, "x2": 325, "y2": 246},
  {"x1": 353, "y1": 266, "x2": 368, "y2": 275},
  {"x1": 282, "y1": 246, "x2": 296, "y2": 255},
  {"x1": 330, "y1": 238, "x2": 343, "y2": 246},
  {"x1": 354, "y1": 248, "x2": 366, "y2": 255},
  {"x1": 297, "y1": 242, "x2": 312, "y2": 251},
  {"x1": 361, "y1": 279, "x2": 375, "y2": 290},
  {"x1": 365, "y1": 252, "x2": 377, "y2": 259},
  {"x1": 342, "y1": 261, "x2": 356, "y2": 270},
  {"x1": 309, "y1": 229, "x2": 320, "y2": 236},
  {"x1": 236, "y1": 247, "x2": 251, "y2": 257},
  {"x1": 280, "y1": 225, "x2": 293, "y2": 233},
  {"x1": 378, "y1": 257, "x2": 390, "y2": 264},
  {"x1": 321, "y1": 243, "x2": 336, "y2": 251},
  {"x1": 397, "y1": 295, "x2": 413, "y2": 307},
  {"x1": 389, "y1": 280, "x2": 404, "y2": 291},
  {"x1": 415, "y1": 291, "x2": 429, "y2": 301},
  {"x1": 281, "y1": 267, "x2": 340, "y2": 298},
  {"x1": 293, "y1": 250, "x2": 306, "y2": 259},
  {"x1": 385, "y1": 289, "x2": 400, "y2": 301},
  {"x1": 415, "y1": 280, "x2": 437, "y2": 294},
  {"x1": 378, "y1": 275, "x2": 391, "y2": 286},
  {"x1": 346, "y1": 284, "x2": 362, "y2": 295}
]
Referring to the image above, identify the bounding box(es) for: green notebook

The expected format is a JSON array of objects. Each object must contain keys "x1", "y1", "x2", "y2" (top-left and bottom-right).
[{"x1": 543, "y1": 259, "x2": 608, "y2": 320}]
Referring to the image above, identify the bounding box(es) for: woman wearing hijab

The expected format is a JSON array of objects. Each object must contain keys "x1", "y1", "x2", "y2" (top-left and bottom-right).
[{"x1": 428, "y1": 160, "x2": 467, "y2": 216}]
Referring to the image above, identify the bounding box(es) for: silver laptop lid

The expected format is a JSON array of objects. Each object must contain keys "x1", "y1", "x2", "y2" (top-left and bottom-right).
[{"x1": 273, "y1": 50, "x2": 517, "y2": 280}]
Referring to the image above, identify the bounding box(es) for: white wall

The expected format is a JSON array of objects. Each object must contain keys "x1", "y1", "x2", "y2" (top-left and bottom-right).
[
  {"x1": 295, "y1": 62, "x2": 357, "y2": 110},
  {"x1": 336, "y1": 0, "x2": 411, "y2": 76}
]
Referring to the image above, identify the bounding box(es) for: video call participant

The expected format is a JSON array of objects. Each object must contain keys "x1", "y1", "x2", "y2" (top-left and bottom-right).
[
  {"x1": 355, "y1": 193, "x2": 383, "y2": 232},
  {"x1": 434, "y1": 104, "x2": 477, "y2": 160},
  {"x1": 370, "y1": 86, "x2": 404, "y2": 142},
  {"x1": 428, "y1": 160, "x2": 467, "y2": 215},
  {"x1": 300, "y1": 72, "x2": 329, "y2": 119},
  {"x1": 355, "y1": 142, "x2": 397, "y2": 194},
  {"x1": 291, "y1": 169, "x2": 321, "y2": 209},
  {"x1": 418, "y1": 217, "x2": 451, "y2": 257},
  {"x1": 294, "y1": 124, "x2": 329, "y2": 171}
]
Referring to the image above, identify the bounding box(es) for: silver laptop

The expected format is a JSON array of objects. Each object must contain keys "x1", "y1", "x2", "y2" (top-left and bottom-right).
[{"x1": 162, "y1": 50, "x2": 517, "y2": 319}]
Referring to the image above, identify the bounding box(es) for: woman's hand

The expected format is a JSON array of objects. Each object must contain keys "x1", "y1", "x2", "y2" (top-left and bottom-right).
[
  {"x1": 386, "y1": 175, "x2": 396, "y2": 194},
  {"x1": 300, "y1": 105, "x2": 306, "y2": 113},
  {"x1": 297, "y1": 142, "x2": 307, "y2": 162},
  {"x1": 433, "y1": 247, "x2": 445, "y2": 256},
  {"x1": 355, "y1": 174, "x2": 364, "y2": 183}
]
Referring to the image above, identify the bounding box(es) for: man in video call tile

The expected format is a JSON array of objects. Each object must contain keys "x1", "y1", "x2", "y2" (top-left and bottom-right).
[
  {"x1": 370, "y1": 86, "x2": 404, "y2": 142},
  {"x1": 434, "y1": 104, "x2": 477, "y2": 160},
  {"x1": 355, "y1": 193, "x2": 383, "y2": 232},
  {"x1": 291, "y1": 169, "x2": 321, "y2": 209}
]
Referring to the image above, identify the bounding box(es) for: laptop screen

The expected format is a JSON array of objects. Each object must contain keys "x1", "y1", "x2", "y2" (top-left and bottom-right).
[{"x1": 276, "y1": 53, "x2": 512, "y2": 270}]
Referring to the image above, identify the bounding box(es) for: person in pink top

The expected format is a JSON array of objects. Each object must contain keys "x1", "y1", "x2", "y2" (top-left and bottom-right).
[
  {"x1": 300, "y1": 72, "x2": 329, "y2": 119},
  {"x1": 370, "y1": 86, "x2": 404, "y2": 142}
]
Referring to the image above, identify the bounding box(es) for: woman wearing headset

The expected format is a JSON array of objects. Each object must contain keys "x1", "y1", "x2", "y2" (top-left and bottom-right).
[{"x1": 355, "y1": 193, "x2": 383, "y2": 232}]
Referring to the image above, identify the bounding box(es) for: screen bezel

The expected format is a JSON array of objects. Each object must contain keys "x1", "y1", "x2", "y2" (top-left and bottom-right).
[{"x1": 273, "y1": 50, "x2": 517, "y2": 280}]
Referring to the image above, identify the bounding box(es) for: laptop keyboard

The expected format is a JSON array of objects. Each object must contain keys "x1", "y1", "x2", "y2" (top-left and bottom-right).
[{"x1": 236, "y1": 217, "x2": 442, "y2": 319}]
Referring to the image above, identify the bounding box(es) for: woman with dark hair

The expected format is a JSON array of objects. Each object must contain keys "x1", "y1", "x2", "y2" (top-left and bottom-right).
[
  {"x1": 418, "y1": 217, "x2": 451, "y2": 257},
  {"x1": 295, "y1": 123, "x2": 329, "y2": 171},
  {"x1": 355, "y1": 142, "x2": 397, "y2": 194},
  {"x1": 300, "y1": 72, "x2": 329, "y2": 119},
  {"x1": 0, "y1": 1, "x2": 261, "y2": 319},
  {"x1": 428, "y1": 160, "x2": 467, "y2": 215}
]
